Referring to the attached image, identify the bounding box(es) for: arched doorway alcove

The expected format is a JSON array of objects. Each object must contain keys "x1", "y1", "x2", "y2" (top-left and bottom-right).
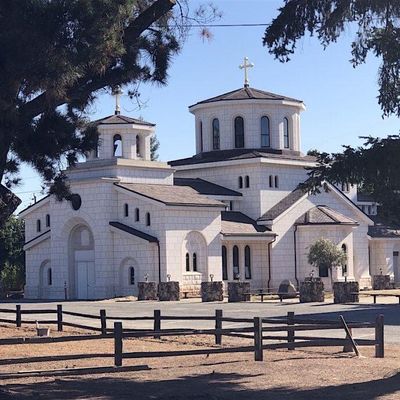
[
  {"x1": 39, "y1": 260, "x2": 51, "y2": 299},
  {"x1": 119, "y1": 257, "x2": 138, "y2": 297},
  {"x1": 68, "y1": 224, "x2": 95, "y2": 299}
]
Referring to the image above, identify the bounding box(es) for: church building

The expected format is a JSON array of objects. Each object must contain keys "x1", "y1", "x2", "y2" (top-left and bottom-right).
[{"x1": 20, "y1": 60, "x2": 400, "y2": 299}]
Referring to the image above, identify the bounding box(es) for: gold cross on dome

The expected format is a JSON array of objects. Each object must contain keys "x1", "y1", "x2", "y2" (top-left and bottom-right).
[
  {"x1": 112, "y1": 85, "x2": 123, "y2": 115},
  {"x1": 239, "y1": 57, "x2": 254, "y2": 87}
]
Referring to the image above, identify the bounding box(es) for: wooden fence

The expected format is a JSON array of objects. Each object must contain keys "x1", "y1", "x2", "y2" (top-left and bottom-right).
[{"x1": 0, "y1": 305, "x2": 384, "y2": 365}]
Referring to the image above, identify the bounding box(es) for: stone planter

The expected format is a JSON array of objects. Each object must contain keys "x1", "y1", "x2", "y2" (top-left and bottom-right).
[
  {"x1": 201, "y1": 282, "x2": 224, "y2": 302},
  {"x1": 299, "y1": 278, "x2": 324, "y2": 303},
  {"x1": 372, "y1": 275, "x2": 391, "y2": 290},
  {"x1": 333, "y1": 281, "x2": 359, "y2": 304},
  {"x1": 158, "y1": 281, "x2": 180, "y2": 301},
  {"x1": 138, "y1": 282, "x2": 158, "y2": 301},
  {"x1": 228, "y1": 282, "x2": 250, "y2": 302}
]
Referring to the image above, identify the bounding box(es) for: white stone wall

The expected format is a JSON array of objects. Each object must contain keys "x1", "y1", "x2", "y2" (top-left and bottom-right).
[
  {"x1": 369, "y1": 239, "x2": 400, "y2": 280},
  {"x1": 192, "y1": 101, "x2": 303, "y2": 153},
  {"x1": 24, "y1": 202, "x2": 50, "y2": 242}
]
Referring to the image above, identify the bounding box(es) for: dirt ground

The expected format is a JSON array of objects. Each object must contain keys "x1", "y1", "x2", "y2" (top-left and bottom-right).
[{"x1": 0, "y1": 324, "x2": 399, "y2": 400}]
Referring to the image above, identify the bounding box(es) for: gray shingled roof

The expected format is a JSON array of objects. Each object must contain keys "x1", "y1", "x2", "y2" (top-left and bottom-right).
[
  {"x1": 94, "y1": 114, "x2": 155, "y2": 126},
  {"x1": 174, "y1": 178, "x2": 242, "y2": 197},
  {"x1": 368, "y1": 216, "x2": 400, "y2": 238},
  {"x1": 295, "y1": 206, "x2": 359, "y2": 225},
  {"x1": 258, "y1": 188, "x2": 306, "y2": 222},
  {"x1": 116, "y1": 183, "x2": 224, "y2": 207},
  {"x1": 169, "y1": 148, "x2": 316, "y2": 167},
  {"x1": 357, "y1": 192, "x2": 375, "y2": 202},
  {"x1": 190, "y1": 87, "x2": 303, "y2": 108},
  {"x1": 221, "y1": 211, "x2": 275, "y2": 236},
  {"x1": 110, "y1": 221, "x2": 158, "y2": 242}
]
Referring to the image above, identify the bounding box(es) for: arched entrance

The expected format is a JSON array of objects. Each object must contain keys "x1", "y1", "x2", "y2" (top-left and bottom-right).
[
  {"x1": 39, "y1": 260, "x2": 51, "y2": 299},
  {"x1": 68, "y1": 225, "x2": 95, "y2": 299}
]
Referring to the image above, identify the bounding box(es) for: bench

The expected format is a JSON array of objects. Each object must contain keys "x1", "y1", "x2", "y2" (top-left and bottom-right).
[
  {"x1": 355, "y1": 292, "x2": 400, "y2": 304},
  {"x1": 246, "y1": 291, "x2": 299, "y2": 303}
]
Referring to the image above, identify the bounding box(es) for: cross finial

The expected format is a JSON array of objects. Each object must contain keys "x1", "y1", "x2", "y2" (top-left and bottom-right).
[
  {"x1": 239, "y1": 57, "x2": 254, "y2": 87},
  {"x1": 112, "y1": 85, "x2": 123, "y2": 115}
]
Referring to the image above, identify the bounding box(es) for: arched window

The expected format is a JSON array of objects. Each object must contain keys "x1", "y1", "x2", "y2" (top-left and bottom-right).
[
  {"x1": 212, "y1": 118, "x2": 220, "y2": 150},
  {"x1": 136, "y1": 135, "x2": 140, "y2": 157},
  {"x1": 124, "y1": 203, "x2": 129, "y2": 217},
  {"x1": 283, "y1": 117, "x2": 289, "y2": 149},
  {"x1": 233, "y1": 245, "x2": 240, "y2": 280},
  {"x1": 113, "y1": 134, "x2": 122, "y2": 157},
  {"x1": 199, "y1": 121, "x2": 203, "y2": 152},
  {"x1": 234, "y1": 116, "x2": 244, "y2": 148},
  {"x1": 238, "y1": 176, "x2": 243, "y2": 189},
  {"x1": 146, "y1": 212, "x2": 151, "y2": 226},
  {"x1": 193, "y1": 253, "x2": 197, "y2": 272},
  {"x1": 341, "y1": 182, "x2": 350, "y2": 192},
  {"x1": 261, "y1": 116, "x2": 270, "y2": 148},
  {"x1": 269, "y1": 175, "x2": 273, "y2": 188},
  {"x1": 47, "y1": 268, "x2": 52, "y2": 286},
  {"x1": 45, "y1": 214, "x2": 50, "y2": 228},
  {"x1": 135, "y1": 208, "x2": 140, "y2": 222},
  {"x1": 245, "y1": 245, "x2": 251, "y2": 279},
  {"x1": 222, "y1": 246, "x2": 228, "y2": 281},
  {"x1": 185, "y1": 253, "x2": 190, "y2": 272},
  {"x1": 341, "y1": 244, "x2": 348, "y2": 277},
  {"x1": 275, "y1": 175, "x2": 279, "y2": 188},
  {"x1": 129, "y1": 266, "x2": 135, "y2": 285},
  {"x1": 36, "y1": 219, "x2": 41, "y2": 233},
  {"x1": 245, "y1": 176, "x2": 250, "y2": 188}
]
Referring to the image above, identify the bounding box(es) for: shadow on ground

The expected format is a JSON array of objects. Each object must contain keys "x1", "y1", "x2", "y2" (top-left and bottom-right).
[{"x1": 1, "y1": 369, "x2": 399, "y2": 400}]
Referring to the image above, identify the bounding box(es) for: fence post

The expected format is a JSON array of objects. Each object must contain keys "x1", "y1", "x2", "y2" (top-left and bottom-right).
[
  {"x1": 253, "y1": 317, "x2": 263, "y2": 361},
  {"x1": 375, "y1": 314, "x2": 384, "y2": 358},
  {"x1": 114, "y1": 322, "x2": 123, "y2": 367},
  {"x1": 57, "y1": 305, "x2": 63, "y2": 332},
  {"x1": 154, "y1": 309, "x2": 161, "y2": 339},
  {"x1": 215, "y1": 309, "x2": 222, "y2": 345},
  {"x1": 287, "y1": 311, "x2": 295, "y2": 350},
  {"x1": 100, "y1": 309, "x2": 107, "y2": 336},
  {"x1": 16, "y1": 305, "x2": 21, "y2": 328}
]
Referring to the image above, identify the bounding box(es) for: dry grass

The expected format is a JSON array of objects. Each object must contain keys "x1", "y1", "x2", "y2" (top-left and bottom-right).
[{"x1": 0, "y1": 324, "x2": 399, "y2": 399}]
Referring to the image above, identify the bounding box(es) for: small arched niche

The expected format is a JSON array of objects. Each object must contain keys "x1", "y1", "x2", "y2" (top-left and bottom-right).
[{"x1": 113, "y1": 134, "x2": 123, "y2": 157}]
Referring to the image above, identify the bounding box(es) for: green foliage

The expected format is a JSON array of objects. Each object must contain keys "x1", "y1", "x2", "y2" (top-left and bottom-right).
[
  {"x1": 264, "y1": 0, "x2": 400, "y2": 117},
  {"x1": 150, "y1": 134, "x2": 160, "y2": 161},
  {"x1": 0, "y1": 215, "x2": 24, "y2": 270},
  {"x1": 299, "y1": 136, "x2": 400, "y2": 224},
  {"x1": 308, "y1": 238, "x2": 347, "y2": 273},
  {"x1": 0, "y1": 0, "x2": 220, "y2": 225},
  {"x1": 1, "y1": 262, "x2": 25, "y2": 292}
]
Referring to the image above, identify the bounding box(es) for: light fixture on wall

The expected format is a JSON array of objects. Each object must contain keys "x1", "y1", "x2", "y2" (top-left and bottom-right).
[{"x1": 209, "y1": 274, "x2": 214, "y2": 282}]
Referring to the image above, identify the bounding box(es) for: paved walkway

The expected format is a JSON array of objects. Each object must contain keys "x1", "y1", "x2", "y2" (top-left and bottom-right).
[{"x1": 0, "y1": 297, "x2": 399, "y2": 343}]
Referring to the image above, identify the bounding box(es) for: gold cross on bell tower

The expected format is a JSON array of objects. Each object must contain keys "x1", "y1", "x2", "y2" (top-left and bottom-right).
[
  {"x1": 239, "y1": 57, "x2": 254, "y2": 88},
  {"x1": 112, "y1": 85, "x2": 123, "y2": 115}
]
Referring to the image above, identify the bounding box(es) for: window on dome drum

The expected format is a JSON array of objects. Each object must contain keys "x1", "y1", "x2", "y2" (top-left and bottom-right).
[
  {"x1": 135, "y1": 208, "x2": 140, "y2": 222},
  {"x1": 275, "y1": 175, "x2": 279, "y2": 188},
  {"x1": 129, "y1": 266, "x2": 135, "y2": 285},
  {"x1": 283, "y1": 117, "x2": 289, "y2": 149},
  {"x1": 341, "y1": 244, "x2": 347, "y2": 277},
  {"x1": 136, "y1": 135, "x2": 140, "y2": 157},
  {"x1": 222, "y1": 246, "x2": 228, "y2": 280},
  {"x1": 234, "y1": 116, "x2": 244, "y2": 148},
  {"x1": 146, "y1": 212, "x2": 151, "y2": 226},
  {"x1": 233, "y1": 245, "x2": 240, "y2": 280},
  {"x1": 212, "y1": 118, "x2": 220, "y2": 150},
  {"x1": 245, "y1": 176, "x2": 250, "y2": 188},
  {"x1": 47, "y1": 268, "x2": 52, "y2": 286},
  {"x1": 319, "y1": 264, "x2": 329, "y2": 278},
  {"x1": 269, "y1": 175, "x2": 273, "y2": 188},
  {"x1": 193, "y1": 253, "x2": 197, "y2": 272},
  {"x1": 185, "y1": 253, "x2": 190, "y2": 272},
  {"x1": 124, "y1": 203, "x2": 129, "y2": 217},
  {"x1": 245, "y1": 245, "x2": 251, "y2": 279},
  {"x1": 261, "y1": 116, "x2": 271, "y2": 148},
  {"x1": 36, "y1": 219, "x2": 41, "y2": 233},
  {"x1": 200, "y1": 121, "x2": 203, "y2": 152},
  {"x1": 113, "y1": 134, "x2": 123, "y2": 157},
  {"x1": 45, "y1": 214, "x2": 50, "y2": 228},
  {"x1": 238, "y1": 176, "x2": 243, "y2": 189}
]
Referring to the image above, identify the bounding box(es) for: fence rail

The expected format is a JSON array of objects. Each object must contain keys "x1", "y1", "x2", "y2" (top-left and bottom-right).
[{"x1": 0, "y1": 305, "x2": 385, "y2": 364}]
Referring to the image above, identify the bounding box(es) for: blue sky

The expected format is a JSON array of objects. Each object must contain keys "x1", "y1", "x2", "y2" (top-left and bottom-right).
[{"x1": 15, "y1": 0, "x2": 399, "y2": 212}]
